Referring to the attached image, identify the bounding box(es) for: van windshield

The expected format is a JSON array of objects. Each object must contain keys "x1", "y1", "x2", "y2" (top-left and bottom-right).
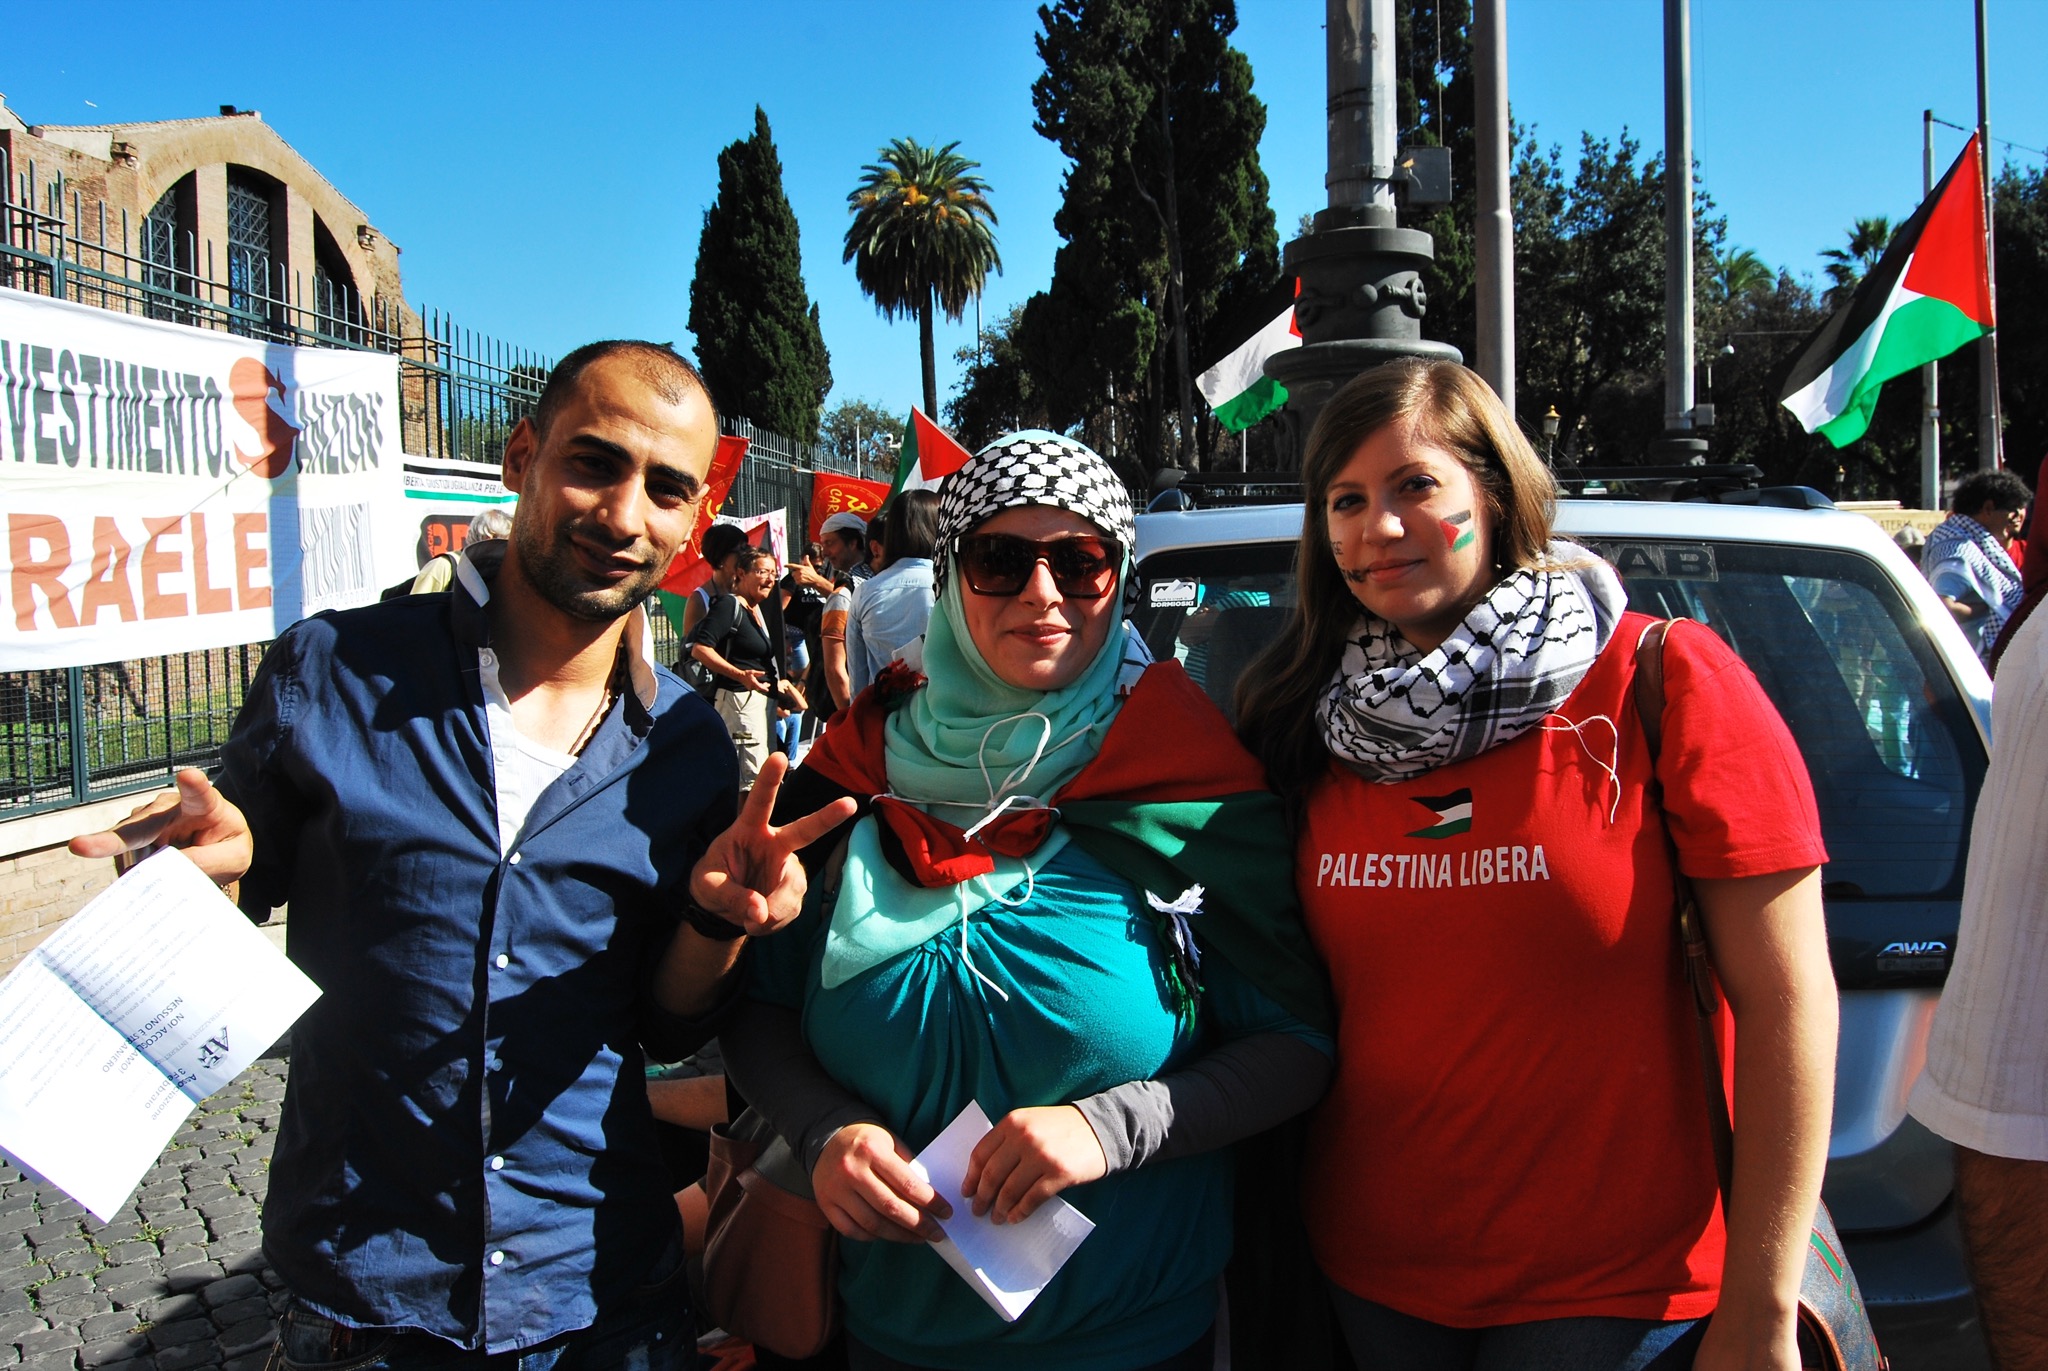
[{"x1": 1132, "y1": 537, "x2": 1985, "y2": 900}]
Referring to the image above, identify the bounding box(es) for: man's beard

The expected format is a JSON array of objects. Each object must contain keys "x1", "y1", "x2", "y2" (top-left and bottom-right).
[{"x1": 513, "y1": 518, "x2": 667, "y2": 623}]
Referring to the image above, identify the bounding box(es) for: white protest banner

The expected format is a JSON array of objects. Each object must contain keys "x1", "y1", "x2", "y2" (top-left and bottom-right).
[
  {"x1": 394, "y1": 452, "x2": 518, "y2": 582},
  {"x1": 0, "y1": 287, "x2": 412, "y2": 669},
  {"x1": 721, "y1": 508, "x2": 789, "y2": 570}
]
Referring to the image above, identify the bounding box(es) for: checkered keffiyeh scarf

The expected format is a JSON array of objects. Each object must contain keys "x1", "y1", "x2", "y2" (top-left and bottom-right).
[
  {"x1": 1318, "y1": 544, "x2": 1628, "y2": 782},
  {"x1": 1925, "y1": 512, "x2": 2024, "y2": 658},
  {"x1": 933, "y1": 429, "x2": 1136, "y2": 594}
]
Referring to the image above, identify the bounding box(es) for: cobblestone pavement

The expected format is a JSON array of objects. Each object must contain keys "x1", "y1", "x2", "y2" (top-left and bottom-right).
[{"x1": 0, "y1": 1050, "x2": 289, "y2": 1371}]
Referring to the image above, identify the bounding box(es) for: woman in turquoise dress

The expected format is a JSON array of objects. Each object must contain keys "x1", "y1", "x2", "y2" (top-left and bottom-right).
[{"x1": 725, "y1": 432, "x2": 1334, "y2": 1371}]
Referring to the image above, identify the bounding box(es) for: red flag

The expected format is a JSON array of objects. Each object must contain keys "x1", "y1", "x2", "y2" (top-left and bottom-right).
[
  {"x1": 658, "y1": 434, "x2": 749, "y2": 597},
  {"x1": 808, "y1": 472, "x2": 893, "y2": 542}
]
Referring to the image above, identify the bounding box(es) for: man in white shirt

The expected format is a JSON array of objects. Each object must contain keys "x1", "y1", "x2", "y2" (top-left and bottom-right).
[{"x1": 1908, "y1": 605, "x2": 2048, "y2": 1366}]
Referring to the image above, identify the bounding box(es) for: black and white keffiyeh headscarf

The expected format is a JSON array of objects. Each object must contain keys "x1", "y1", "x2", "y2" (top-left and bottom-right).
[
  {"x1": 933, "y1": 429, "x2": 1137, "y2": 596},
  {"x1": 1318, "y1": 542, "x2": 1628, "y2": 782},
  {"x1": 1925, "y1": 511, "x2": 2024, "y2": 660}
]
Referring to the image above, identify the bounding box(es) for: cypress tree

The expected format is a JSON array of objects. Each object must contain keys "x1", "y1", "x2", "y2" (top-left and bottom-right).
[
  {"x1": 1022, "y1": 0, "x2": 1279, "y2": 472},
  {"x1": 688, "y1": 107, "x2": 832, "y2": 441}
]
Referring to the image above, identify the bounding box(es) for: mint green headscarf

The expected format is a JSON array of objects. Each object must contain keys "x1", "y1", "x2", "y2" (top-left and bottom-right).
[
  {"x1": 883, "y1": 572, "x2": 1131, "y2": 815},
  {"x1": 822, "y1": 428, "x2": 1140, "y2": 991}
]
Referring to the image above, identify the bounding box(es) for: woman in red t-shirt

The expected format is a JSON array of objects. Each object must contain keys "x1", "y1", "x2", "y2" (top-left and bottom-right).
[{"x1": 1235, "y1": 360, "x2": 1837, "y2": 1371}]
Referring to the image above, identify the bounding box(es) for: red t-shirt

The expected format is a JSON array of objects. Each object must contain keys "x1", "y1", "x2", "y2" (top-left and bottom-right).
[{"x1": 1297, "y1": 613, "x2": 1826, "y2": 1326}]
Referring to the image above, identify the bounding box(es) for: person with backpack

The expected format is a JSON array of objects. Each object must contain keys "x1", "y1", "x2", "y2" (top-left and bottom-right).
[{"x1": 689, "y1": 546, "x2": 804, "y2": 791}]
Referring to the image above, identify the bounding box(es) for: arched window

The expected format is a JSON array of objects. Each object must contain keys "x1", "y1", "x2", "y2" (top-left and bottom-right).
[
  {"x1": 225, "y1": 169, "x2": 282, "y2": 337},
  {"x1": 140, "y1": 177, "x2": 194, "y2": 322},
  {"x1": 312, "y1": 221, "x2": 364, "y2": 345}
]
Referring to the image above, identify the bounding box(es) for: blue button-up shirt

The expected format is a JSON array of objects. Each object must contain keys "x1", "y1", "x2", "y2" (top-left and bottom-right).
[
  {"x1": 846, "y1": 557, "x2": 935, "y2": 695},
  {"x1": 218, "y1": 552, "x2": 739, "y2": 1353}
]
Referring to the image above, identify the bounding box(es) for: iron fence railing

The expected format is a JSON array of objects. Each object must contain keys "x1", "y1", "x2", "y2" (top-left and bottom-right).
[{"x1": 1, "y1": 152, "x2": 865, "y2": 818}]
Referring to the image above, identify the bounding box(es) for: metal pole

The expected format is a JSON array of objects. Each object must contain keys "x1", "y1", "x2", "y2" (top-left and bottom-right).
[
  {"x1": 1474, "y1": 0, "x2": 1513, "y2": 412},
  {"x1": 1327, "y1": 0, "x2": 1398, "y2": 223},
  {"x1": 1922, "y1": 110, "x2": 1942, "y2": 508},
  {"x1": 1976, "y1": 0, "x2": 2002, "y2": 470},
  {"x1": 1664, "y1": 0, "x2": 1695, "y2": 434}
]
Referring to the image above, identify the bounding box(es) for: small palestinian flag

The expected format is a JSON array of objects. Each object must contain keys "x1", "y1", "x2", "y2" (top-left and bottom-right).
[
  {"x1": 887, "y1": 409, "x2": 974, "y2": 499},
  {"x1": 1196, "y1": 305, "x2": 1302, "y2": 431},
  {"x1": 1779, "y1": 134, "x2": 1994, "y2": 447},
  {"x1": 1406, "y1": 789, "x2": 1473, "y2": 839}
]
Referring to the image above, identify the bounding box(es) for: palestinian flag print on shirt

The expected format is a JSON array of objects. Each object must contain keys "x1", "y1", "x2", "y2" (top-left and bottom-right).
[
  {"x1": 1407, "y1": 789, "x2": 1473, "y2": 839},
  {"x1": 1779, "y1": 134, "x2": 1994, "y2": 447}
]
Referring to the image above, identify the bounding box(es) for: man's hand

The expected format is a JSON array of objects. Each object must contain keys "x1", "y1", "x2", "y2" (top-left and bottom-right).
[
  {"x1": 961, "y1": 1105, "x2": 1107, "y2": 1225},
  {"x1": 790, "y1": 564, "x2": 837, "y2": 595},
  {"x1": 688, "y1": 754, "x2": 855, "y2": 937},
  {"x1": 813, "y1": 1122, "x2": 951, "y2": 1243},
  {"x1": 68, "y1": 768, "x2": 252, "y2": 886},
  {"x1": 737, "y1": 668, "x2": 770, "y2": 695}
]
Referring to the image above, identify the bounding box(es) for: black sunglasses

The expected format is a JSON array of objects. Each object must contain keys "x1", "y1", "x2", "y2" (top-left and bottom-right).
[{"x1": 953, "y1": 533, "x2": 1123, "y2": 599}]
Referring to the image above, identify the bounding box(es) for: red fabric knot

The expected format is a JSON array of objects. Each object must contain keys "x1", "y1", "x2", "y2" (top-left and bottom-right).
[
  {"x1": 870, "y1": 795, "x2": 1057, "y2": 887},
  {"x1": 873, "y1": 660, "x2": 927, "y2": 707}
]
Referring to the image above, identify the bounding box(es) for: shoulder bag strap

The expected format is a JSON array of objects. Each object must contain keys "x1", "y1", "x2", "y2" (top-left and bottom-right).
[{"x1": 1633, "y1": 618, "x2": 1737, "y2": 1198}]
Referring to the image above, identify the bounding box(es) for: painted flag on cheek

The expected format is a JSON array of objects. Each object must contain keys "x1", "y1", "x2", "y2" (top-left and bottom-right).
[{"x1": 1440, "y1": 510, "x2": 1475, "y2": 553}]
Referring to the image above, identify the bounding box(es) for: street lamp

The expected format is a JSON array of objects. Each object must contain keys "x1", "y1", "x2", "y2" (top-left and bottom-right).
[
  {"x1": 1541, "y1": 405, "x2": 1561, "y2": 465},
  {"x1": 875, "y1": 433, "x2": 902, "y2": 482}
]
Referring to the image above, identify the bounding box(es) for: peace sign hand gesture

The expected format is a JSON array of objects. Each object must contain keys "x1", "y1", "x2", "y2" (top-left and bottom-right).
[{"x1": 688, "y1": 754, "x2": 856, "y2": 938}]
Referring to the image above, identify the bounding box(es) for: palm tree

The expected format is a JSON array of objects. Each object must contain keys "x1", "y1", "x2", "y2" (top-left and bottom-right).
[
  {"x1": 1821, "y1": 217, "x2": 1894, "y2": 306},
  {"x1": 1709, "y1": 248, "x2": 1773, "y2": 305},
  {"x1": 845, "y1": 138, "x2": 1001, "y2": 418}
]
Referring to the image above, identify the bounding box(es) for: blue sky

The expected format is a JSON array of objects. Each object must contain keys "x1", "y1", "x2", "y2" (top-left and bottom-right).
[{"x1": 6, "y1": 0, "x2": 2042, "y2": 430}]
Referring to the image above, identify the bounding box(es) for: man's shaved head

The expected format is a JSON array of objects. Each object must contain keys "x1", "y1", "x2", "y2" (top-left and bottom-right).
[{"x1": 532, "y1": 340, "x2": 719, "y2": 440}]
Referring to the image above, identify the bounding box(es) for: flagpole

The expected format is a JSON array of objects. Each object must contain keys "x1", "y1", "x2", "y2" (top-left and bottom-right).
[
  {"x1": 1977, "y1": 0, "x2": 2003, "y2": 470},
  {"x1": 1922, "y1": 110, "x2": 1942, "y2": 509}
]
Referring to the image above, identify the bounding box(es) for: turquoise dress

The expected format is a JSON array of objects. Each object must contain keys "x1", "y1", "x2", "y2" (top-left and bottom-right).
[{"x1": 750, "y1": 840, "x2": 1330, "y2": 1371}]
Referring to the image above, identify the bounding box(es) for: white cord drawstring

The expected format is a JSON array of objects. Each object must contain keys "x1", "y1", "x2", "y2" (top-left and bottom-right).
[
  {"x1": 1541, "y1": 713, "x2": 1622, "y2": 824},
  {"x1": 891, "y1": 709, "x2": 1098, "y2": 1007}
]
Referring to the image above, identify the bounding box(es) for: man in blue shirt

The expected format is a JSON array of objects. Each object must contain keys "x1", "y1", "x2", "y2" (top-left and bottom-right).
[{"x1": 73, "y1": 342, "x2": 851, "y2": 1371}]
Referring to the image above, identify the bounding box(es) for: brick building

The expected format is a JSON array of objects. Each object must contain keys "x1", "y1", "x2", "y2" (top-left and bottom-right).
[
  {"x1": 0, "y1": 97, "x2": 427, "y2": 967},
  {"x1": 0, "y1": 96, "x2": 411, "y2": 342}
]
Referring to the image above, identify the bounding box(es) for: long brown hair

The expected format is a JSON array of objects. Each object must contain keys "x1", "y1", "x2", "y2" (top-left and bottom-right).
[{"x1": 1234, "y1": 360, "x2": 1559, "y2": 811}]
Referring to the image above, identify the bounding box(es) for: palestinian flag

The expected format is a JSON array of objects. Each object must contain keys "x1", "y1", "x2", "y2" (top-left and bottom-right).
[
  {"x1": 1406, "y1": 789, "x2": 1473, "y2": 840},
  {"x1": 1196, "y1": 304, "x2": 1302, "y2": 432},
  {"x1": 1779, "y1": 134, "x2": 1995, "y2": 447},
  {"x1": 887, "y1": 409, "x2": 974, "y2": 499}
]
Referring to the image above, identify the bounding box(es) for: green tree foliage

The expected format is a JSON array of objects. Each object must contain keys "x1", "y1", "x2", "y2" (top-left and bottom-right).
[
  {"x1": 820, "y1": 397, "x2": 908, "y2": 478},
  {"x1": 844, "y1": 139, "x2": 1001, "y2": 419},
  {"x1": 1696, "y1": 269, "x2": 1832, "y2": 484},
  {"x1": 1513, "y1": 130, "x2": 1680, "y2": 462},
  {"x1": 1392, "y1": 0, "x2": 1476, "y2": 363},
  {"x1": 1023, "y1": 0, "x2": 1280, "y2": 473},
  {"x1": 1708, "y1": 248, "x2": 1773, "y2": 306},
  {"x1": 1991, "y1": 163, "x2": 2048, "y2": 488},
  {"x1": 946, "y1": 305, "x2": 1049, "y2": 448},
  {"x1": 688, "y1": 108, "x2": 832, "y2": 441},
  {"x1": 1820, "y1": 216, "x2": 1895, "y2": 306}
]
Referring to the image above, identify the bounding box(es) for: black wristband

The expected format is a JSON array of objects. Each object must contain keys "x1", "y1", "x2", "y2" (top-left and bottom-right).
[{"x1": 680, "y1": 899, "x2": 748, "y2": 942}]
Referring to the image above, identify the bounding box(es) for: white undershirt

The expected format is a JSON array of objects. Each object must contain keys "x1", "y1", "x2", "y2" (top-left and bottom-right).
[
  {"x1": 479, "y1": 646, "x2": 584, "y2": 857},
  {"x1": 1909, "y1": 607, "x2": 2048, "y2": 1160}
]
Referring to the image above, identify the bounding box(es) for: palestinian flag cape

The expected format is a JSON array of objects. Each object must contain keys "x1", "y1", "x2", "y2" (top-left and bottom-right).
[
  {"x1": 773, "y1": 661, "x2": 1334, "y2": 1034},
  {"x1": 886, "y1": 409, "x2": 974, "y2": 499},
  {"x1": 1779, "y1": 135, "x2": 1995, "y2": 447}
]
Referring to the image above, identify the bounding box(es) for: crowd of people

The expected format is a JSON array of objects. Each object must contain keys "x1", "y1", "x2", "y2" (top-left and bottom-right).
[{"x1": 67, "y1": 341, "x2": 2044, "y2": 1371}]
